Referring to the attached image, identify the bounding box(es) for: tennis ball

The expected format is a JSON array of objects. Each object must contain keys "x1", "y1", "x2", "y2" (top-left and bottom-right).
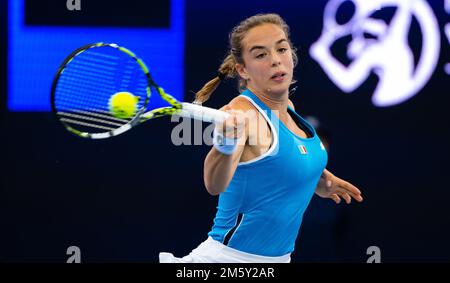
[{"x1": 108, "y1": 92, "x2": 139, "y2": 119}]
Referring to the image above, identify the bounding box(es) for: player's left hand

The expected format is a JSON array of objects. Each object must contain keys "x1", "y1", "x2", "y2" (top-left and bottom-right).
[{"x1": 315, "y1": 169, "x2": 363, "y2": 204}]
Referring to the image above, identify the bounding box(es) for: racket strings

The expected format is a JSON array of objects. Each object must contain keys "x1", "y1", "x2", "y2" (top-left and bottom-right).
[
  {"x1": 61, "y1": 109, "x2": 130, "y2": 123},
  {"x1": 57, "y1": 109, "x2": 131, "y2": 132},
  {"x1": 54, "y1": 46, "x2": 149, "y2": 135},
  {"x1": 62, "y1": 66, "x2": 118, "y2": 84},
  {"x1": 57, "y1": 112, "x2": 124, "y2": 127},
  {"x1": 56, "y1": 85, "x2": 115, "y2": 110},
  {"x1": 59, "y1": 118, "x2": 116, "y2": 131}
]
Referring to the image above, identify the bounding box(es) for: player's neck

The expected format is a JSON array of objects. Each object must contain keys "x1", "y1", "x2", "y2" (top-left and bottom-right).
[{"x1": 248, "y1": 86, "x2": 289, "y2": 114}]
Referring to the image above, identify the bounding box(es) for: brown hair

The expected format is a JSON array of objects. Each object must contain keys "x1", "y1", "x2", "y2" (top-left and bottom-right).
[{"x1": 193, "y1": 13, "x2": 298, "y2": 104}]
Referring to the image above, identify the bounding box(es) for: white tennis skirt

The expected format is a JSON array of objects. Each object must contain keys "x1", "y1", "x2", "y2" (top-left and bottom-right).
[{"x1": 159, "y1": 237, "x2": 291, "y2": 263}]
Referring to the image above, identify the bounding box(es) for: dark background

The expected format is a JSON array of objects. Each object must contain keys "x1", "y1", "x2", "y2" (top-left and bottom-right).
[{"x1": 1, "y1": 0, "x2": 449, "y2": 262}]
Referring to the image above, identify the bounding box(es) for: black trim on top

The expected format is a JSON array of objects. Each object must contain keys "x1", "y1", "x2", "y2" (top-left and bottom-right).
[
  {"x1": 223, "y1": 213, "x2": 243, "y2": 246},
  {"x1": 287, "y1": 108, "x2": 314, "y2": 138}
]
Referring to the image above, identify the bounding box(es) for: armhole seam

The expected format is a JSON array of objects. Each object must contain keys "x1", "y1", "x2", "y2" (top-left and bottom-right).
[{"x1": 237, "y1": 95, "x2": 279, "y2": 166}]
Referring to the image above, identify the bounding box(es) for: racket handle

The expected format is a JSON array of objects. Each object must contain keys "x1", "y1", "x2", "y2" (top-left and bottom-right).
[{"x1": 176, "y1": 103, "x2": 229, "y2": 123}]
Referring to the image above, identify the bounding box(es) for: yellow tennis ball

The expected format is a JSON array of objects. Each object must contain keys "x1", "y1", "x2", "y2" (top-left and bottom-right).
[{"x1": 108, "y1": 92, "x2": 139, "y2": 119}]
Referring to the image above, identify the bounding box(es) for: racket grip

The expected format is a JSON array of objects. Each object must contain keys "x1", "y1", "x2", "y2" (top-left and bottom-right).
[{"x1": 177, "y1": 103, "x2": 229, "y2": 123}]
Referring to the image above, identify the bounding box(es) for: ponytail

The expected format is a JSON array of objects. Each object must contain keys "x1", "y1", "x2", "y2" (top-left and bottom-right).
[{"x1": 193, "y1": 54, "x2": 236, "y2": 104}]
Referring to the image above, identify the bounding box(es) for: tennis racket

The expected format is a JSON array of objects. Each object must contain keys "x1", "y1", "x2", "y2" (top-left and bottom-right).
[{"x1": 51, "y1": 42, "x2": 228, "y2": 139}]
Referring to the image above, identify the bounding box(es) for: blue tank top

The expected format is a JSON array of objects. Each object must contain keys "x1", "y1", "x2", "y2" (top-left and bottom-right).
[{"x1": 208, "y1": 89, "x2": 328, "y2": 256}]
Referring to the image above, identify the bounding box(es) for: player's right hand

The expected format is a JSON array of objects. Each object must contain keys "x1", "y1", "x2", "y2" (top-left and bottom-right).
[{"x1": 215, "y1": 105, "x2": 248, "y2": 141}]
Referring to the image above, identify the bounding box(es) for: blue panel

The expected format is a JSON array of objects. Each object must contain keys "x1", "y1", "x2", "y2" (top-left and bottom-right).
[{"x1": 8, "y1": 0, "x2": 184, "y2": 111}]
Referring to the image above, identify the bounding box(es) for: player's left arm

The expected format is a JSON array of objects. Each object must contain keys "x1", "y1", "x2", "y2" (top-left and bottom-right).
[{"x1": 315, "y1": 169, "x2": 363, "y2": 204}]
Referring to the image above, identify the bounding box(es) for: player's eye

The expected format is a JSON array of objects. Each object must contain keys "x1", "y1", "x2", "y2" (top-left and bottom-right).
[
  {"x1": 278, "y1": 48, "x2": 288, "y2": 53},
  {"x1": 255, "y1": 53, "x2": 266, "y2": 59}
]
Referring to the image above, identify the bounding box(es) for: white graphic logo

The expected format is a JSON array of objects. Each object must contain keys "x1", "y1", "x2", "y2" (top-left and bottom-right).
[
  {"x1": 445, "y1": 0, "x2": 450, "y2": 75},
  {"x1": 310, "y1": 0, "x2": 440, "y2": 107}
]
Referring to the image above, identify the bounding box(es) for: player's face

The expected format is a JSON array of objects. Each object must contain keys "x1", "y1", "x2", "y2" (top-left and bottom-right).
[{"x1": 237, "y1": 24, "x2": 294, "y2": 97}]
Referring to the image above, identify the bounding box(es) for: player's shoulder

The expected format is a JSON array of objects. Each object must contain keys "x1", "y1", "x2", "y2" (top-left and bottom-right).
[
  {"x1": 288, "y1": 99, "x2": 295, "y2": 110},
  {"x1": 226, "y1": 95, "x2": 256, "y2": 112}
]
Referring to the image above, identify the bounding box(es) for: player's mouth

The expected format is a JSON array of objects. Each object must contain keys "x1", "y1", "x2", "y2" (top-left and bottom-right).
[{"x1": 270, "y1": 71, "x2": 287, "y2": 82}]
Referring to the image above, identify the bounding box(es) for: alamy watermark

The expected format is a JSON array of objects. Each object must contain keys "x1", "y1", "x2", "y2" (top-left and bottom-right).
[
  {"x1": 366, "y1": 246, "x2": 381, "y2": 263},
  {"x1": 66, "y1": 0, "x2": 81, "y2": 11},
  {"x1": 169, "y1": 108, "x2": 280, "y2": 154},
  {"x1": 66, "y1": 246, "x2": 81, "y2": 263}
]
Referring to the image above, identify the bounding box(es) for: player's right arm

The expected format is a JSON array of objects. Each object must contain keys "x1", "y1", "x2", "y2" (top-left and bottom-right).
[{"x1": 203, "y1": 97, "x2": 254, "y2": 195}]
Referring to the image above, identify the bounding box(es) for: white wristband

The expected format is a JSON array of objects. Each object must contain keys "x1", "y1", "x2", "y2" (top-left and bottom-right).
[{"x1": 213, "y1": 128, "x2": 238, "y2": 155}]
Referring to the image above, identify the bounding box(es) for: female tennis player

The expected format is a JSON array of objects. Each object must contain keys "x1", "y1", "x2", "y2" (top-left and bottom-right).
[{"x1": 160, "y1": 13, "x2": 363, "y2": 263}]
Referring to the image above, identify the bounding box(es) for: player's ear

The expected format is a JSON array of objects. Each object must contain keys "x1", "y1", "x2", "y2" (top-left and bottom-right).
[{"x1": 235, "y1": 63, "x2": 249, "y2": 81}]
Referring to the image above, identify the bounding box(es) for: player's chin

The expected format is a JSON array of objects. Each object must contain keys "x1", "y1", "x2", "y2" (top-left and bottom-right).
[{"x1": 267, "y1": 81, "x2": 291, "y2": 94}]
